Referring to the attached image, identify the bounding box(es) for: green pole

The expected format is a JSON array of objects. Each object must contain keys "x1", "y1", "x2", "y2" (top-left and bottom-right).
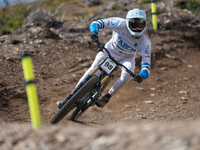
[
  {"x1": 21, "y1": 52, "x2": 41, "y2": 130},
  {"x1": 151, "y1": 0, "x2": 157, "y2": 31}
]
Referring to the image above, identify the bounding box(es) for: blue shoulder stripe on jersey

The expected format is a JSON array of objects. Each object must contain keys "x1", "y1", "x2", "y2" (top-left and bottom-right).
[
  {"x1": 90, "y1": 22, "x2": 100, "y2": 34},
  {"x1": 141, "y1": 63, "x2": 151, "y2": 67},
  {"x1": 99, "y1": 20, "x2": 105, "y2": 29},
  {"x1": 139, "y1": 69, "x2": 149, "y2": 79}
]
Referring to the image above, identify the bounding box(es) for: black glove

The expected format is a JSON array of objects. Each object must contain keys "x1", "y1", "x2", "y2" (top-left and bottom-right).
[
  {"x1": 90, "y1": 33, "x2": 98, "y2": 42},
  {"x1": 97, "y1": 42, "x2": 103, "y2": 52},
  {"x1": 134, "y1": 74, "x2": 143, "y2": 83}
]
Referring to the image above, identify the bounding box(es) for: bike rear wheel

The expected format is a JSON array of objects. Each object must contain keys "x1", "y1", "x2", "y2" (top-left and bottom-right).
[
  {"x1": 70, "y1": 108, "x2": 84, "y2": 121},
  {"x1": 70, "y1": 96, "x2": 94, "y2": 121},
  {"x1": 50, "y1": 76, "x2": 98, "y2": 124}
]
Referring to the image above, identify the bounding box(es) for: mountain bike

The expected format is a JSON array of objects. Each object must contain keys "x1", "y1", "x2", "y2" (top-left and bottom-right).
[{"x1": 50, "y1": 40, "x2": 136, "y2": 124}]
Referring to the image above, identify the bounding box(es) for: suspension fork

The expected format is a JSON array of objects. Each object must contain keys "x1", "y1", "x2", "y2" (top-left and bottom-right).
[
  {"x1": 89, "y1": 59, "x2": 116, "y2": 86},
  {"x1": 89, "y1": 59, "x2": 104, "y2": 75},
  {"x1": 90, "y1": 68, "x2": 111, "y2": 87},
  {"x1": 101, "y1": 69, "x2": 116, "y2": 86},
  {"x1": 68, "y1": 60, "x2": 115, "y2": 101},
  {"x1": 89, "y1": 71, "x2": 116, "y2": 107},
  {"x1": 77, "y1": 64, "x2": 117, "y2": 110}
]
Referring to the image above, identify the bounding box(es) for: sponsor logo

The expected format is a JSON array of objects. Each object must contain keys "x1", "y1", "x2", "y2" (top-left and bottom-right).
[
  {"x1": 111, "y1": 18, "x2": 119, "y2": 26},
  {"x1": 117, "y1": 38, "x2": 136, "y2": 52},
  {"x1": 145, "y1": 45, "x2": 150, "y2": 54}
]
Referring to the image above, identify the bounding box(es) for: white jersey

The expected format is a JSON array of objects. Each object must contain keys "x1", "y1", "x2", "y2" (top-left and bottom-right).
[
  {"x1": 77, "y1": 17, "x2": 152, "y2": 95},
  {"x1": 90, "y1": 17, "x2": 151, "y2": 79}
]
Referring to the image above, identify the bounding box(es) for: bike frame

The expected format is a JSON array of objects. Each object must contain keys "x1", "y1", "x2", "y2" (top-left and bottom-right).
[
  {"x1": 50, "y1": 40, "x2": 137, "y2": 123},
  {"x1": 74, "y1": 41, "x2": 136, "y2": 112}
]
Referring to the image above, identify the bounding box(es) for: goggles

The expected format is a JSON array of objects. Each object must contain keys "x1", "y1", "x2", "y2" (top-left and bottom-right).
[{"x1": 127, "y1": 18, "x2": 146, "y2": 32}]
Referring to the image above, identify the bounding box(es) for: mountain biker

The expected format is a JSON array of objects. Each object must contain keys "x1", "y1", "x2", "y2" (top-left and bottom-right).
[{"x1": 57, "y1": 8, "x2": 151, "y2": 108}]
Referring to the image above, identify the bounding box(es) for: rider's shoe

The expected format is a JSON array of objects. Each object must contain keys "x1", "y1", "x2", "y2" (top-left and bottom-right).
[
  {"x1": 95, "y1": 93, "x2": 112, "y2": 108},
  {"x1": 57, "y1": 93, "x2": 73, "y2": 109},
  {"x1": 57, "y1": 101, "x2": 65, "y2": 109}
]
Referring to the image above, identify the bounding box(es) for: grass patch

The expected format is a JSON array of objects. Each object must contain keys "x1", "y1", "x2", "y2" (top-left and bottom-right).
[
  {"x1": 137, "y1": 0, "x2": 151, "y2": 4},
  {"x1": 178, "y1": 0, "x2": 200, "y2": 14},
  {"x1": 0, "y1": 4, "x2": 26, "y2": 35},
  {"x1": 112, "y1": 3, "x2": 123, "y2": 10},
  {"x1": 186, "y1": 0, "x2": 200, "y2": 14},
  {"x1": 0, "y1": 0, "x2": 103, "y2": 35}
]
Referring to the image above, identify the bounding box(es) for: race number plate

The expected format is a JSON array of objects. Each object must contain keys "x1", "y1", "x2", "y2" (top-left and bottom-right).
[{"x1": 100, "y1": 58, "x2": 117, "y2": 75}]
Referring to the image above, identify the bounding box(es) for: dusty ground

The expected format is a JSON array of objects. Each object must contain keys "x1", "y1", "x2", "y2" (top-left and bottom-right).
[{"x1": 0, "y1": 0, "x2": 200, "y2": 150}]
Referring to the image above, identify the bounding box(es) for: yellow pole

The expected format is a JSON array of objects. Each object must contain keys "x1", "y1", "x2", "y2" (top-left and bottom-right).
[
  {"x1": 151, "y1": 0, "x2": 157, "y2": 31},
  {"x1": 21, "y1": 52, "x2": 41, "y2": 130}
]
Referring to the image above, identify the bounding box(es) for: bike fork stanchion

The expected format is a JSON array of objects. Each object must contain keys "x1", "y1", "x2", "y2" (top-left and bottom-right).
[{"x1": 21, "y1": 52, "x2": 41, "y2": 130}]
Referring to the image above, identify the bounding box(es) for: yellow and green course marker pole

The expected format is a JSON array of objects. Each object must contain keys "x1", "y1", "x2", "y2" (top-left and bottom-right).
[
  {"x1": 151, "y1": 0, "x2": 157, "y2": 31},
  {"x1": 21, "y1": 52, "x2": 41, "y2": 130}
]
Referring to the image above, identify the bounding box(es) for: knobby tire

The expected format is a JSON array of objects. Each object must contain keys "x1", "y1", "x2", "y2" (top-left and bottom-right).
[
  {"x1": 70, "y1": 107, "x2": 83, "y2": 121},
  {"x1": 70, "y1": 76, "x2": 110, "y2": 121},
  {"x1": 50, "y1": 76, "x2": 98, "y2": 124}
]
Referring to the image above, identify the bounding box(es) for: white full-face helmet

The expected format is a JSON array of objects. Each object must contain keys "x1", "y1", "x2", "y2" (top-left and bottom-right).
[{"x1": 126, "y1": 8, "x2": 147, "y2": 38}]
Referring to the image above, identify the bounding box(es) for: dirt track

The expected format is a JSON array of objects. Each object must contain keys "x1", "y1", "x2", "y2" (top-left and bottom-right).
[{"x1": 0, "y1": 1, "x2": 200, "y2": 149}]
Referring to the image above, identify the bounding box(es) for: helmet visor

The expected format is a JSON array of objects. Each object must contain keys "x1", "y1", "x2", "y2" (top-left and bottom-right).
[{"x1": 127, "y1": 18, "x2": 146, "y2": 32}]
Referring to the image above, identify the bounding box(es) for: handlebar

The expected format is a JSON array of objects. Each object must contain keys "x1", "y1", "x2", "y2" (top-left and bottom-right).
[{"x1": 96, "y1": 41, "x2": 136, "y2": 78}]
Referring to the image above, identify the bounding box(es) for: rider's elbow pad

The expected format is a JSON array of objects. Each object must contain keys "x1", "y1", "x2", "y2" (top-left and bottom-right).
[{"x1": 90, "y1": 21, "x2": 101, "y2": 35}]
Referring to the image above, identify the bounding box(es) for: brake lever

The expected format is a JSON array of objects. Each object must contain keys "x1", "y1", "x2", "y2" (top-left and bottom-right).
[{"x1": 96, "y1": 41, "x2": 104, "y2": 52}]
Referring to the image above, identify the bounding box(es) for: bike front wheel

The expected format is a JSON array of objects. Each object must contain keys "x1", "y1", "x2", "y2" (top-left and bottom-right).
[{"x1": 50, "y1": 76, "x2": 98, "y2": 124}]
